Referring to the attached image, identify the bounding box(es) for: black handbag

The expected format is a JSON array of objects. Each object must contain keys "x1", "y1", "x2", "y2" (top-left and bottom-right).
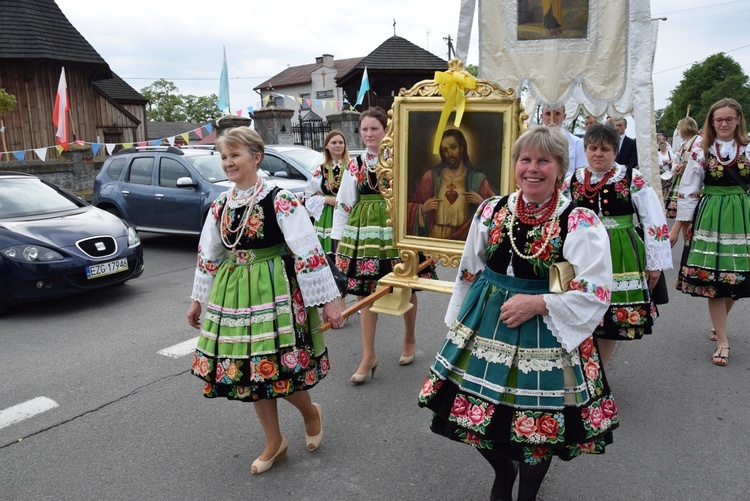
[
  {"x1": 629, "y1": 167, "x2": 669, "y2": 305},
  {"x1": 326, "y1": 252, "x2": 348, "y2": 297}
]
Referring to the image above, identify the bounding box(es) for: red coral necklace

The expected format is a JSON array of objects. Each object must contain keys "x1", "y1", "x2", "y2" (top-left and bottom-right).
[
  {"x1": 582, "y1": 166, "x2": 615, "y2": 198},
  {"x1": 514, "y1": 189, "x2": 559, "y2": 226}
]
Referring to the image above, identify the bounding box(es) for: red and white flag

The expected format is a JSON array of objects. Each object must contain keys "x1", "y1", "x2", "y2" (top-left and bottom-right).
[{"x1": 53, "y1": 67, "x2": 70, "y2": 150}]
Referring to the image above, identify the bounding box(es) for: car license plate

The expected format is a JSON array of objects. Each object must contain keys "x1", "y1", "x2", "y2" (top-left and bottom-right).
[{"x1": 86, "y1": 258, "x2": 129, "y2": 279}]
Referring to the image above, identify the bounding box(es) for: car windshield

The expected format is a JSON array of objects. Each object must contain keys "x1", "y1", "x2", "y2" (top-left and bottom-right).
[
  {"x1": 183, "y1": 154, "x2": 229, "y2": 183},
  {"x1": 277, "y1": 149, "x2": 324, "y2": 173},
  {"x1": 0, "y1": 178, "x2": 84, "y2": 218}
]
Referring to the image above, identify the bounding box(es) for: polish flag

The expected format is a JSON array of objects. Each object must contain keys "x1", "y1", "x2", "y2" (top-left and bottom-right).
[{"x1": 53, "y1": 67, "x2": 70, "y2": 150}]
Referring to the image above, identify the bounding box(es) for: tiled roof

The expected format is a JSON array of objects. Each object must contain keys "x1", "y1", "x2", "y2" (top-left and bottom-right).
[
  {"x1": 93, "y1": 73, "x2": 148, "y2": 103},
  {"x1": 336, "y1": 36, "x2": 447, "y2": 86},
  {"x1": 0, "y1": 0, "x2": 111, "y2": 78},
  {"x1": 254, "y1": 57, "x2": 363, "y2": 91},
  {"x1": 146, "y1": 122, "x2": 209, "y2": 141}
]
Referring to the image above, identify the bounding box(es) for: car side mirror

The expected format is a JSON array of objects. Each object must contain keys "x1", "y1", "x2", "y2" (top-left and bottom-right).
[{"x1": 176, "y1": 177, "x2": 198, "y2": 188}]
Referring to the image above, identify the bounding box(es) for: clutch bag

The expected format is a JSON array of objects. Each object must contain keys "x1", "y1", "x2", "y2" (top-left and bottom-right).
[{"x1": 549, "y1": 261, "x2": 575, "y2": 293}]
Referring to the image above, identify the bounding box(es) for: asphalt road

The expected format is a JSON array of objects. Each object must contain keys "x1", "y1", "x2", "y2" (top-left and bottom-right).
[{"x1": 1, "y1": 233, "x2": 748, "y2": 500}]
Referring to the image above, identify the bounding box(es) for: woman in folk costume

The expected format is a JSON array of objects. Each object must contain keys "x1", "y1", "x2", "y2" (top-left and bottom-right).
[
  {"x1": 419, "y1": 127, "x2": 617, "y2": 501},
  {"x1": 187, "y1": 127, "x2": 343, "y2": 475},
  {"x1": 332, "y1": 107, "x2": 436, "y2": 384},
  {"x1": 304, "y1": 129, "x2": 352, "y2": 314},
  {"x1": 670, "y1": 98, "x2": 750, "y2": 366},
  {"x1": 665, "y1": 117, "x2": 701, "y2": 221},
  {"x1": 564, "y1": 123, "x2": 673, "y2": 367}
]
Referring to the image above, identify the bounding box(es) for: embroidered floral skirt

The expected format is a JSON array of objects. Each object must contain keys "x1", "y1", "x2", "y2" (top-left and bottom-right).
[
  {"x1": 676, "y1": 189, "x2": 750, "y2": 299},
  {"x1": 664, "y1": 173, "x2": 683, "y2": 219},
  {"x1": 336, "y1": 195, "x2": 435, "y2": 295},
  {"x1": 418, "y1": 269, "x2": 618, "y2": 465},
  {"x1": 595, "y1": 224, "x2": 657, "y2": 340},
  {"x1": 314, "y1": 204, "x2": 335, "y2": 254},
  {"x1": 192, "y1": 246, "x2": 329, "y2": 401}
]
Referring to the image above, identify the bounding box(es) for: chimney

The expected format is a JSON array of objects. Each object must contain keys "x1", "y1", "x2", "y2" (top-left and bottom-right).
[{"x1": 322, "y1": 54, "x2": 334, "y2": 67}]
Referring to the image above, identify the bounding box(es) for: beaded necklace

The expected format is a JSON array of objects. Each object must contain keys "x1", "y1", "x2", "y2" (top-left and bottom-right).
[
  {"x1": 714, "y1": 140, "x2": 740, "y2": 166},
  {"x1": 582, "y1": 166, "x2": 615, "y2": 198},
  {"x1": 364, "y1": 152, "x2": 379, "y2": 190},
  {"x1": 325, "y1": 160, "x2": 342, "y2": 194},
  {"x1": 220, "y1": 177, "x2": 263, "y2": 249},
  {"x1": 507, "y1": 192, "x2": 560, "y2": 261}
]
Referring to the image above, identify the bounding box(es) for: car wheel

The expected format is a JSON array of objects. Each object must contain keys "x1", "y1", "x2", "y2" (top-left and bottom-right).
[{"x1": 105, "y1": 206, "x2": 122, "y2": 218}]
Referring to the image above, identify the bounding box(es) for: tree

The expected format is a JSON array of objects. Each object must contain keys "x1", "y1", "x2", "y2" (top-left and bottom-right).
[
  {"x1": 183, "y1": 93, "x2": 223, "y2": 123},
  {"x1": 140, "y1": 79, "x2": 223, "y2": 122},
  {"x1": 656, "y1": 53, "x2": 750, "y2": 134},
  {"x1": 466, "y1": 64, "x2": 478, "y2": 77}
]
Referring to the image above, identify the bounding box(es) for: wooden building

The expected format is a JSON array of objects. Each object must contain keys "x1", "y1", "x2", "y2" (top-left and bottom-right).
[
  {"x1": 336, "y1": 36, "x2": 448, "y2": 112},
  {"x1": 0, "y1": 0, "x2": 147, "y2": 158}
]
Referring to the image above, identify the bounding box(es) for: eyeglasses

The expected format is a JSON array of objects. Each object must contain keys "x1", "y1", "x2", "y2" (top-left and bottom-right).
[{"x1": 713, "y1": 117, "x2": 739, "y2": 125}]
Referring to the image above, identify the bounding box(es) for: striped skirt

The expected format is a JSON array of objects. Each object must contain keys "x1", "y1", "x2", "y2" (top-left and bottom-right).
[
  {"x1": 418, "y1": 268, "x2": 618, "y2": 465},
  {"x1": 192, "y1": 244, "x2": 329, "y2": 401}
]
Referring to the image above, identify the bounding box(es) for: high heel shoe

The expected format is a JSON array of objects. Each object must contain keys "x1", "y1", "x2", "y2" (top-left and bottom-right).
[
  {"x1": 306, "y1": 403, "x2": 323, "y2": 451},
  {"x1": 251, "y1": 436, "x2": 288, "y2": 475},
  {"x1": 350, "y1": 359, "x2": 378, "y2": 384},
  {"x1": 398, "y1": 353, "x2": 415, "y2": 365}
]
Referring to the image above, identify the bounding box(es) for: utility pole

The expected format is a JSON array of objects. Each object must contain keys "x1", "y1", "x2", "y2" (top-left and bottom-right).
[{"x1": 443, "y1": 34, "x2": 454, "y2": 60}]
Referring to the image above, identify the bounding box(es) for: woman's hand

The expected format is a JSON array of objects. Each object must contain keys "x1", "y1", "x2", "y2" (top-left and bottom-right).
[
  {"x1": 499, "y1": 294, "x2": 548, "y2": 328},
  {"x1": 673, "y1": 162, "x2": 685, "y2": 175},
  {"x1": 326, "y1": 195, "x2": 336, "y2": 206},
  {"x1": 187, "y1": 300, "x2": 202, "y2": 329},
  {"x1": 322, "y1": 300, "x2": 344, "y2": 329},
  {"x1": 646, "y1": 270, "x2": 661, "y2": 290},
  {"x1": 669, "y1": 221, "x2": 684, "y2": 248}
]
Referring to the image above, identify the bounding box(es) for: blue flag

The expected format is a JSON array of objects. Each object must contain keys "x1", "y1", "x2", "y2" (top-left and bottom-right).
[
  {"x1": 355, "y1": 67, "x2": 369, "y2": 106},
  {"x1": 217, "y1": 47, "x2": 230, "y2": 113}
]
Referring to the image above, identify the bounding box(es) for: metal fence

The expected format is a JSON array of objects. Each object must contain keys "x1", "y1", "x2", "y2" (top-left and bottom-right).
[{"x1": 291, "y1": 121, "x2": 331, "y2": 151}]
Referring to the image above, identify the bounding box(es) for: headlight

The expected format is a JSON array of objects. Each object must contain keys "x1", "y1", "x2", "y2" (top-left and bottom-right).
[
  {"x1": 127, "y1": 226, "x2": 141, "y2": 247},
  {"x1": 2, "y1": 245, "x2": 64, "y2": 262}
]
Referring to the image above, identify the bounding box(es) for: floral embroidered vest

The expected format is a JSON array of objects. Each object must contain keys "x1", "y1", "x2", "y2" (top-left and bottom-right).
[
  {"x1": 486, "y1": 196, "x2": 573, "y2": 279},
  {"x1": 219, "y1": 189, "x2": 284, "y2": 250}
]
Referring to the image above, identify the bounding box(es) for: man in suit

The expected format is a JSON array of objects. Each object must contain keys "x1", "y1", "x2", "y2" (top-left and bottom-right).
[
  {"x1": 541, "y1": 105, "x2": 586, "y2": 177},
  {"x1": 614, "y1": 118, "x2": 639, "y2": 168}
]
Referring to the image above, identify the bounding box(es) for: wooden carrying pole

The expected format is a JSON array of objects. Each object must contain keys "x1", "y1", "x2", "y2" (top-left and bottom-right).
[{"x1": 319, "y1": 258, "x2": 435, "y2": 332}]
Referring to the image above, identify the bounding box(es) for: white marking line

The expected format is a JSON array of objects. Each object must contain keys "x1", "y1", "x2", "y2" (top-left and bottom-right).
[
  {"x1": 0, "y1": 397, "x2": 59, "y2": 429},
  {"x1": 158, "y1": 337, "x2": 199, "y2": 359}
]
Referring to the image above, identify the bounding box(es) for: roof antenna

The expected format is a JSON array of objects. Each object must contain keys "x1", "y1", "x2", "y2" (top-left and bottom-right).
[{"x1": 393, "y1": 18, "x2": 396, "y2": 36}]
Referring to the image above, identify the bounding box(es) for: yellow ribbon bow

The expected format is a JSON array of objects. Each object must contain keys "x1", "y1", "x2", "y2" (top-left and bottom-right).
[{"x1": 432, "y1": 70, "x2": 477, "y2": 154}]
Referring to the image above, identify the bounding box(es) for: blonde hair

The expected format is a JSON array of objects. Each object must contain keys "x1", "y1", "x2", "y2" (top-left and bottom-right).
[
  {"x1": 217, "y1": 127, "x2": 265, "y2": 162},
  {"x1": 512, "y1": 126, "x2": 569, "y2": 181}
]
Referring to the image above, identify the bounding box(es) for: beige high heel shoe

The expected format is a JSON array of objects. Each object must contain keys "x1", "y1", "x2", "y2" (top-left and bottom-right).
[
  {"x1": 306, "y1": 403, "x2": 323, "y2": 451},
  {"x1": 399, "y1": 353, "x2": 415, "y2": 365},
  {"x1": 251, "y1": 437, "x2": 288, "y2": 475},
  {"x1": 350, "y1": 359, "x2": 378, "y2": 384}
]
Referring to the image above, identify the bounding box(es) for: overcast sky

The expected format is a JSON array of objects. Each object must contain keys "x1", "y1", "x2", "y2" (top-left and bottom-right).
[{"x1": 55, "y1": 0, "x2": 750, "y2": 120}]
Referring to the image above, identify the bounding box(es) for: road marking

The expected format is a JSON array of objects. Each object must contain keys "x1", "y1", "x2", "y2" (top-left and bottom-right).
[
  {"x1": 158, "y1": 337, "x2": 199, "y2": 358},
  {"x1": 0, "y1": 397, "x2": 59, "y2": 429}
]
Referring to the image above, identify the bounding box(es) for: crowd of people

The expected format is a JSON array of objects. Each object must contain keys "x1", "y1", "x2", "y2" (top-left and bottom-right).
[{"x1": 182, "y1": 97, "x2": 748, "y2": 499}]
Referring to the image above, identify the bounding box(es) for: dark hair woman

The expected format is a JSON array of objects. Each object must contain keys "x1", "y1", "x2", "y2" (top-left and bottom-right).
[
  {"x1": 564, "y1": 123, "x2": 673, "y2": 367},
  {"x1": 331, "y1": 107, "x2": 435, "y2": 384}
]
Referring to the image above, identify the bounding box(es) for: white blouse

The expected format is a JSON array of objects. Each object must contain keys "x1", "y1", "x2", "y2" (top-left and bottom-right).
[
  {"x1": 190, "y1": 180, "x2": 340, "y2": 308},
  {"x1": 445, "y1": 192, "x2": 613, "y2": 352},
  {"x1": 676, "y1": 139, "x2": 750, "y2": 221}
]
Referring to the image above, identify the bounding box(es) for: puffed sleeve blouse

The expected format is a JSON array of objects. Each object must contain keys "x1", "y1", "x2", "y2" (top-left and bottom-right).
[
  {"x1": 191, "y1": 181, "x2": 340, "y2": 307},
  {"x1": 445, "y1": 193, "x2": 613, "y2": 352}
]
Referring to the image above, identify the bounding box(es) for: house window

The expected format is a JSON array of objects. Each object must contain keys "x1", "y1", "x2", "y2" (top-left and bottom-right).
[
  {"x1": 300, "y1": 93, "x2": 310, "y2": 110},
  {"x1": 316, "y1": 90, "x2": 333, "y2": 99}
]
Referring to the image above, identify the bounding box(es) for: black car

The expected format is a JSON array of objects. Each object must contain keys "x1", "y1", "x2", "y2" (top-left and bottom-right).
[{"x1": 0, "y1": 172, "x2": 144, "y2": 315}]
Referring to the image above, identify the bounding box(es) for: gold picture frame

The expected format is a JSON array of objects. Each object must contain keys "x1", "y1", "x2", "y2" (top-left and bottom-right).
[{"x1": 377, "y1": 62, "x2": 526, "y2": 274}]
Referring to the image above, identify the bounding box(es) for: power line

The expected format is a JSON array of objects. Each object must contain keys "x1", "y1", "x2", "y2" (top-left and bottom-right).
[
  {"x1": 123, "y1": 76, "x2": 270, "y2": 81},
  {"x1": 653, "y1": 0, "x2": 746, "y2": 16},
  {"x1": 654, "y1": 43, "x2": 750, "y2": 75}
]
